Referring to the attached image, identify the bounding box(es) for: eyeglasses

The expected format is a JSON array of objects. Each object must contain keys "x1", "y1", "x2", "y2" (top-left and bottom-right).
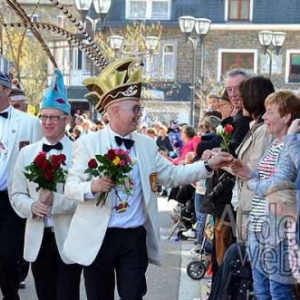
[
  {"x1": 122, "y1": 104, "x2": 144, "y2": 114},
  {"x1": 225, "y1": 85, "x2": 240, "y2": 93},
  {"x1": 39, "y1": 115, "x2": 67, "y2": 122}
]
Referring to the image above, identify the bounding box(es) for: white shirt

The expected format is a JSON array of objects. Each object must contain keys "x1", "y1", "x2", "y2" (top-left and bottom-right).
[{"x1": 84, "y1": 126, "x2": 147, "y2": 228}]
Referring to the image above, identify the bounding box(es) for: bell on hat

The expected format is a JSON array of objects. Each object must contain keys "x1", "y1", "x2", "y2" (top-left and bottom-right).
[
  {"x1": 83, "y1": 57, "x2": 143, "y2": 114},
  {"x1": 40, "y1": 69, "x2": 70, "y2": 115}
]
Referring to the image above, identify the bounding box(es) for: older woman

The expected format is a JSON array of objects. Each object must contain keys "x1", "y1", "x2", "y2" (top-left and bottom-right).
[{"x1": 232, "y1": 90, "x2": 300, "y2": 300}]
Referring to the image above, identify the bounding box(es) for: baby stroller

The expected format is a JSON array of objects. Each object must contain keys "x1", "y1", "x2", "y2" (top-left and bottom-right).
[
  {"x1": 186, "y1": 214, "x2": 214, "y2": 280},
  {"x1": 208, "y1": 243, "x2": 254, "y2": 300}
]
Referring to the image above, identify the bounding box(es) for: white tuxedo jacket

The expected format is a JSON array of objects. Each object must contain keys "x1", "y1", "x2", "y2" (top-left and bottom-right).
[
  {"x1": 63, "y1": 126, "x2": 212, "y2": 266},
  {"x1": 11, "y1": 138, "x2": 78, "y2": 264},
  {"x1": 6, "y1": 108, "x2": 43, "y2": 197}
]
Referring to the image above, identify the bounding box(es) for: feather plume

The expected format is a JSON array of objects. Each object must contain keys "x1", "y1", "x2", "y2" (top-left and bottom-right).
[
  {"x1": 5, "y1": 0, "x2": 57, "y2": 67},
  {"x1": 49, "y1": 0, "x2": 108, "y2": 71},
  {"x1": 3, "y1": 22, "x2": 105, "y2": 68}
]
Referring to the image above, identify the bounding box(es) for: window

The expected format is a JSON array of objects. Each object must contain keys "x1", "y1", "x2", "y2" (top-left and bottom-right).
[
  {"x1": 26, "y1": 14, "x2": 39, "y2": 36},
  {"x1": 226, "y1": 0, "x2": 252, "y2": 21},
  {"x1": 218, "y1": 49, "x2": 257, "y2": 81},
  {"x1": 72, "y1": 48, "x2": 83, "y2": 70},
  {"x1": 126, "y1": 0, "x2": 171, "y2": 20},
  {"x1": 145, "y1": 41, "x2": 177, "y2": 80},
  {"x1": 57, "y1": 15, "x2": 67, "y2": 29},
  {"x1": 286, "y1": 51, "x2": 300, "y2": 83},
  {"x1": 30, "y1": 14, "x2": 39, "y2": 22}
]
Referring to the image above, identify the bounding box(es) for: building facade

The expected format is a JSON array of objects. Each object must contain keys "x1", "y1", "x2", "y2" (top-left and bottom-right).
[{"x1": 16, "y1": 0, "x2": 300, "y2": 123}]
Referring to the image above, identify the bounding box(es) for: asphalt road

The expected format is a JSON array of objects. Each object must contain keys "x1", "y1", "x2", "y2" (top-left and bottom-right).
[{"x1": 1, "y1": 197, "x2": 210, "y2": 299}]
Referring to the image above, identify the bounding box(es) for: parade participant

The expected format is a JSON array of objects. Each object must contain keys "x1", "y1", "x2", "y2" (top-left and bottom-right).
[
  {"x1": 9, "y1": 77, "x2": 30, "y2": 289},
  {"x1": 62, "y1": 57, "x2": 233, "y2": 300},
  {"x1": 11, "y1": 69, "x2": 82, "y2": 300},
  {"x1": 0, "y1": 68, "x2": 43, "y2": 300},
  {"x1": 9, "y1": 78, "x2": 28, "y2": 113}
]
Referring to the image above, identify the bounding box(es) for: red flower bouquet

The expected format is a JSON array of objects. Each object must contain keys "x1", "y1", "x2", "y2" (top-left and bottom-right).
[
  {"x1": 24, "y1": 151, "x2": 68, "y2": 192},
  {"x1": 85, "y1": 148, "x2": 136, "y2": 208},
  {"x1": 216, "y1": 124, "x2": 234, "y2": 153}
]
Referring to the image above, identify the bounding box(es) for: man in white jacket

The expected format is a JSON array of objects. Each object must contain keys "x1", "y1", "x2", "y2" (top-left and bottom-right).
[
  {"x1": 11, "y1": 69, "x2": 82, "y2": 300},
  {"x1": 63, "y1": 57, "x2": 233, "y2": 300}
]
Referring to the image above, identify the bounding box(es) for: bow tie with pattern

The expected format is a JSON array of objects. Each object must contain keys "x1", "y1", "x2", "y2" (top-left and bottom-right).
[
  {"x1": 0, "y1": 112, "x2": 8, "y2": 119},
  {"x1": 42, "y1": 142, "x2": 63, "y2": 153},
  {"x1": 115, "y1": 136, "x2": 135, "y2": 150}
]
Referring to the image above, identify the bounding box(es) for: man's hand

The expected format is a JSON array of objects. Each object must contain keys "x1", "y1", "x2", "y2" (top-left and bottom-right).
[
  {"x1": 91, "y1": 176, "x2": 115, "y2": 194},
  {"x1": 288, "y1": 119, "x2": 300, "y2": 135},
  {"x1": 207, "y1": 152, "x2": 233, "y2": 169},
  {"x1": 39, "y1": 189, "x2": 54, "y2": 205},
  {"x1": 32, "y1": 201, "x2": 50, "y2": 218}
]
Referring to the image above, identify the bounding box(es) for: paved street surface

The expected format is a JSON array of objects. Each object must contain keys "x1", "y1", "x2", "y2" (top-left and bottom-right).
[{"x1": 1, "y1": 197, "x2": 211, "y2": 299}]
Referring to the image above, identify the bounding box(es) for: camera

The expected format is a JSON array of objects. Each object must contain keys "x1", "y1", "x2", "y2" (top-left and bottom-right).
[{"x1": 207, "y1": 172, "x2": 235, "y2": 201}]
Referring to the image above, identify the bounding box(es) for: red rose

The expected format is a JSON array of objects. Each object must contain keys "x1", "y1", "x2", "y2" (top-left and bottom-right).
[
  {"x1": 106, "y1": 149, "x2": 116, "y2": 161},
  {"x1": 88, "y1": 158, "x2": 98, "y2": 169},
  {"x1": 41, "y1": 160, "x2": 51, "y2": 171},
  {"x1": 58, "y1": 154, "x2": 66, "y2": 165},
  {"x1": 224, "y1": 124, "x2": 234, "y2": 134},
  {"x1": 51, "y1": 155, "x2": 60, "y2": 164},
  {"x1": 45, "y1": 170, "x2": 54, "y2": 181},
  {"x1": 34, "y1": 152, "x2": 47, "y2": 168},
  {"x1": 52, "y1": 162, "x2": 60, "y2": 171}
]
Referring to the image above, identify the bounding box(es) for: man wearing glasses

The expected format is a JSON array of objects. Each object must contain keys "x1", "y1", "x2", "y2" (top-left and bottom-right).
[
  {"x1": 11, "y1": 69, "x2": 82, "y2": 300},
  {"x1": 0, "y1": 69, "x2": 42, "y2": 300},
  {"x1": 224, "y1": 68, "x2": 253, "y2": 154},
  {"x1": 63, "y1": 57, "x2": 233, "y2": 300}
]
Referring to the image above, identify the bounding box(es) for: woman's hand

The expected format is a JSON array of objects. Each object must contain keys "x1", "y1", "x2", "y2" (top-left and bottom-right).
[{"x1": 231, "y1": 159, "x2": 252, "y2": 180}]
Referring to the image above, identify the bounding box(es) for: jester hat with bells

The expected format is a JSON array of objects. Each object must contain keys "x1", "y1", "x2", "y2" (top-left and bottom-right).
[{"x1": 83, "y1": 57, "x2": 143, "y2": 114}]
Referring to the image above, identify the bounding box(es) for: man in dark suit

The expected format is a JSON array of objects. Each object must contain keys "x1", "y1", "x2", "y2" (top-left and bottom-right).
[{"x1": 0, "y1": 66, "x2": 43, "y2": 299}]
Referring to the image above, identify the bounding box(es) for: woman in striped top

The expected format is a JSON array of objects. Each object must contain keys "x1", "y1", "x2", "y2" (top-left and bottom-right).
[{"x1": 232, "y1": 90, "x2": 300, "y2": 300}]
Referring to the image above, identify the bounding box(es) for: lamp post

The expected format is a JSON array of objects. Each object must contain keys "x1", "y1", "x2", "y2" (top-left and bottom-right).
[
  {"x1": 74, "y1": 0, "x2": 111, "y2": 119},
  {"x1": 179, "y1": 16, "x2": 211, "y2": 127},
  {"x1": 74, "y1": 0, "x2": 112, "y2": 72},
  {"x1": 258, "y1": 30, "x2": 286, "y2": 80}
]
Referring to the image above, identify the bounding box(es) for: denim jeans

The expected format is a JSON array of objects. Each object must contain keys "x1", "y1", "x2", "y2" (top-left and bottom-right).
[
  {"x1": 248, "y1": 230, "x2": 294, "y2": 300},
  {"x1": 194, "y1": 193, "x2": 207, "y2": 244}
]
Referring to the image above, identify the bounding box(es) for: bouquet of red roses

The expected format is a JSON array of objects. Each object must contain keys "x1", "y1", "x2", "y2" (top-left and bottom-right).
[
  {"x1": 216, "y1": 124, "x2": 234, "y2": 153},
  {"x1": 23, "y1": 151, "x2": 68, "y2": 192},
  {"x1": 85, "y1": 148, "x2": 136, "y2": 207}
]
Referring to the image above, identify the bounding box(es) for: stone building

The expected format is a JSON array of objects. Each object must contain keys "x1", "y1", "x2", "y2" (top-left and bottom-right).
[{"x1": 14, "y1": 0, "x2": 300, "y2": 124}]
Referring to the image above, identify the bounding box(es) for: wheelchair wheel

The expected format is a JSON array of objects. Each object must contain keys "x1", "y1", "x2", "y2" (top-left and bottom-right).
[
  {"x1": 177, "y1": 230, "x2": 188, "y2": 240},
  {"x1": 186, "y1": 261, "x2": 206, "y2": 280}
]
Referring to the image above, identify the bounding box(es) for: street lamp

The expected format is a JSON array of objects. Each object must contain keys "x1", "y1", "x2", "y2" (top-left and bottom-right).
[
  {"x1": 179, "y1": 16, "x2": 211, "y2": 127},
  {"x1": 109, "y1": 33, "x2": 159, "y2": 57},
  {"x1": 74, "y1": 0, "x2": 111, "y2": 119},
  {"x1": 258, "y1": 30, "x2": 286, "y2": 80}
]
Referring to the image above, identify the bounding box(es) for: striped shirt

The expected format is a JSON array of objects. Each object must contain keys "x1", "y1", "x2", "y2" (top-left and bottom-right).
[{"x1": 249, "y1": 139, "x2": 283, "y2": 232}]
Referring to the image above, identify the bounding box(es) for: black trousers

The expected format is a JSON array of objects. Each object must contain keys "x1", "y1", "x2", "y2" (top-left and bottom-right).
[
  {"x1": 0, "y1": 190, "x2": 23, "y2": 300},
  {"x1": 84, "y1": 226, "x2": 148, "y2": 300},
  {"x1": 31, "y1": 228, "x2": 82, "y2": 300}
]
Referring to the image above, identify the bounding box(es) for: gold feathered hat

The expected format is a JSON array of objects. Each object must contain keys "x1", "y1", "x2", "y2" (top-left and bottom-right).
[{"x1": 83, "y1": 57, "x2": 143, "y2": 114}]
